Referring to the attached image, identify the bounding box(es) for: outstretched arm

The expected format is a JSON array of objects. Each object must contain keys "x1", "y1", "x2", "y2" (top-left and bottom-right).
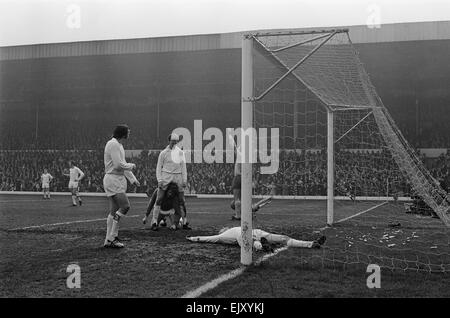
[
  {"x1": 186, "y1": 234, "x2": 224, "y2": 244},
  {"x1": 187, "y1": 227, "x2": 240, "y2": 245}
]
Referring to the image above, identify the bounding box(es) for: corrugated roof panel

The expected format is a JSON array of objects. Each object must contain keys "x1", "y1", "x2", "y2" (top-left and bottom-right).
[{"x1": 1, "y1": 21, "x2": 449, "y2": 60}]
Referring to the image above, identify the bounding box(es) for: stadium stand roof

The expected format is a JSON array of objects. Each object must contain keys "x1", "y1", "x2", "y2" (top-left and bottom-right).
[{"x1": 0, "y1": 20, "x2": 449, "y2": 61}]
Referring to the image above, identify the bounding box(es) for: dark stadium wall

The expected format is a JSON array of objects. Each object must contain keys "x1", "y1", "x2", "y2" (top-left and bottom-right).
[
  {"x1": 355, "y1": 40, "x2": 450, "y2": 148},
  {"x1": 0, "y1": 40, "x2": 449, "y2": 150}
]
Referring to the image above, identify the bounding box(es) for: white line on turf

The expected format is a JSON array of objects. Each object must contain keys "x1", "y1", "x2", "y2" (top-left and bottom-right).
[
  {"x1": 181, "y1": 246, "x2": 289, "y2": 298},
  {"x1": 0, "y1": 199, "x2": 48, "y2": 203},
  {"x1": 334, "y1": 201, "x2": 388, "y2": 225},
  {"x1": 7, "y1": 209, "x2": 318, "y2": 231},
  {"x1": 8, "y1": 215, "x2": 141, "y2": 231},
  {"x1": 181, "y1": 201, "x2": 388, "y2": 298}
]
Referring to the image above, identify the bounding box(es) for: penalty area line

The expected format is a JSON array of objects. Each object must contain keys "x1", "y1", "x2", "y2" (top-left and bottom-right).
[{"x1": 8, "y1": 215, "x2": 141, "y2": 231}]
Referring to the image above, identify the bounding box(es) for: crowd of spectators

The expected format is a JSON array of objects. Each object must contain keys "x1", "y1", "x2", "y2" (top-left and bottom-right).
[{"x1": 1, "y1": 149, "x2": 448, "y2": 197}]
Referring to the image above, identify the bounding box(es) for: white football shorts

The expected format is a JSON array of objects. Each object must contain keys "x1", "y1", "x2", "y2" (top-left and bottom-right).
[
  {"x1": 160, "y1": 171, "x2": 184, "y2": 191},
  {"x1": 68, "y1": 181, "x2": 79, "y2": 189},
  {"x1": 103, "y1": 174, "x2": 127, "y2": 197}
]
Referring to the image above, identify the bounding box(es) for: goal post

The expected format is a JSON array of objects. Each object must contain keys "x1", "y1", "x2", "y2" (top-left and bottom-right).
[
  {"x1": 241, "y1": 34, "x2": 254, "y2": 265},
  {"x1": 327, "y1": 109, "x2": 334, "y2": 226}
]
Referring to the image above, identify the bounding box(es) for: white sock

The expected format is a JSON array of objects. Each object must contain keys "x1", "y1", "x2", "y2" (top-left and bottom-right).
[
  {"x1": 287, "y1": 238, "x2": 313, "y2": 248},
  {"x1": 106, "y1": 214, "x2": 114, "y2": 242},
  {"x1": 109, "y1": 220, "x2": 119, "y2": 241},
  {"x1": 109, "y1": 210, "x2": 124, "y2": 241},
  {"x1": 72, "y1": 195, "x2": 76, "y2": 205},
  {"x1": 112, "y1": 220, "x2": 119, "y2": 238}
]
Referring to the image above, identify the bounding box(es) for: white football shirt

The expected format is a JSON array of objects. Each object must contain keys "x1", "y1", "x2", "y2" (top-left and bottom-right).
[
  {"x1": 41, "y1": 173, "x2": 53, "y2": 184},
  {"x1": 69, "y1": 167, "x2": 84, "y2": 182}
]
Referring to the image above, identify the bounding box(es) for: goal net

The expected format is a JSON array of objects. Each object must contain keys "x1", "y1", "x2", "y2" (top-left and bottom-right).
[{"x1": 244, "y1": 29, "x2": 450, "y2": 271}]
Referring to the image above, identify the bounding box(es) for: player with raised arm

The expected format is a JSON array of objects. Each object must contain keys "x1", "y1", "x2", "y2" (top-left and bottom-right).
[
  {"x1": 103, "y1": 124, "x2": 140, "y2": 248},
  {"x1": 41, "y1": 168, "x2": 53, "y2": 199},
  {"x1": 63, "y1": 161, "x2": 85, "y2": 206},
  {"x1": 144, "y1": 133, "x2": 190, "y2": 230},
  {"x1": 187, "y1": 226, "x2": 326, "y2": 251}
]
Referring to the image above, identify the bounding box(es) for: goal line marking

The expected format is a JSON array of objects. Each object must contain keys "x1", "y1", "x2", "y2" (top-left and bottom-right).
[
  {"x1": 334, "y1": 201, "x2": 388, "y2": 225},
  {"x1": 181, "y1": 201, "x2": 387, "y2": 298},
  {"x1": 181, "y1": 246, "x2": 289, "y2": 298}
]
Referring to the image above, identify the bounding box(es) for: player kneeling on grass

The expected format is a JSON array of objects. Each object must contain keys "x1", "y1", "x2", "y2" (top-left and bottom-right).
[
  {"x1": 103, "y1": 124, "x2": 140, "y2": 248},
  {"x1": 142, "y1": 182, "x2": 187, "y2": 230},
  {"x1": 187, "y1": 226, "x2": 326, "y2": 251}
]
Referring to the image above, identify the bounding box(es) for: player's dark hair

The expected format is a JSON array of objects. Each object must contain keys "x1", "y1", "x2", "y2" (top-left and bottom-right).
[
  {"x1": 167, "y1": 134, "x2": 182, "y2": 142},
  {"x1": 166, "y1": 182, "x2": 179, "y2": 199},
  {"x1": 113, "y1": 124, "x2": 130, "y2": 139}
]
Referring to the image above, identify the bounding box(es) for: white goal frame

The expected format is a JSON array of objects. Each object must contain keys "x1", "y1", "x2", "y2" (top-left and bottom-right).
[{"x1": 240, "y1": 29, "x2": 350, "y2": 265}]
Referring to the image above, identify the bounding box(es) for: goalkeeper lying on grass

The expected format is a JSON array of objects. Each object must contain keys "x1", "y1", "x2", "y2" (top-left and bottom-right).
[{"x1": 186, "y1": 227, "x2": 326, "y2": 251}]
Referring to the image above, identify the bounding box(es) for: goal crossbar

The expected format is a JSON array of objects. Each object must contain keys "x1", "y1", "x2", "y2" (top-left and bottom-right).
[
  {"x1": 270, "y1": 33, "x2": 333, "y2": 53},
  {"x1": 251, "y1": 28, "x2": 349, "y2": 38}
]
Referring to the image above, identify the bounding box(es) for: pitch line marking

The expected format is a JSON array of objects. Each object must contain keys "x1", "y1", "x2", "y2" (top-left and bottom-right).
[
  {"x1": 6, "y1": 210, "x2": 315, "y2": 231},
  {"x1": 0, "y1": 199, "x2": 48, "y2": 203},
  {"x1": 181, "y1": 201, "x2": 387, "y2": 298},
  {"x1": 8, "y1": 215, "x2": 141, "y2": 231},
  {"x1": 334, "y1": 201, "x2": 387, "y2": 225},
  {"x1": 181, "y1": 246, "x2": 289, "y2": 298}
]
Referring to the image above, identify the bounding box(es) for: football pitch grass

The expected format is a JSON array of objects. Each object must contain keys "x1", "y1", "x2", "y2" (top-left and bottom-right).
[{"x1": 1, "y1": 194, "x2": 449, "y2": 298}]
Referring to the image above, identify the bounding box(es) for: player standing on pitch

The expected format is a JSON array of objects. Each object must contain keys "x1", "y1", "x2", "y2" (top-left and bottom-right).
[
  {"x1": 63, "y1": 161, "x2": 85, "y2": 206},
  {"x1": 103, "y1": 124, "x2": 140, "y2": 248},
  {"x1": 41, "y1": 168, "x2": 53, "y2": 199},
  {"x1": 145, "y1": 133, "x2": 190, "y2": 230}
]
